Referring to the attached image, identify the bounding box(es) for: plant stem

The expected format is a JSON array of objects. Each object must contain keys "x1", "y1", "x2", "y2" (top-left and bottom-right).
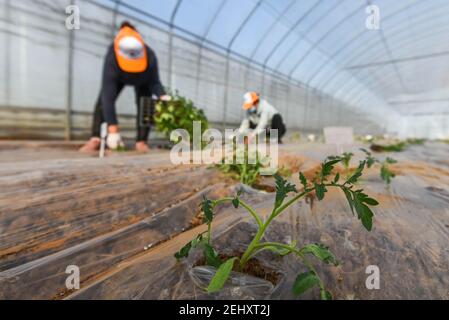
[
  {"x1": 239, "y1": 189, "x2": 312, "y2": 269},
  {"x1": 252, "y1": 242, "x2": 325, "y2": 289},
  {"x1": 239, "y1": 183, "x2": 344, "y2": 271},
  {"x1": 213, "y1": 197, "x2": 263, "y2": 227},
  {"x1": 207, "y1": 222, "x2": 211, "y2": 245}
]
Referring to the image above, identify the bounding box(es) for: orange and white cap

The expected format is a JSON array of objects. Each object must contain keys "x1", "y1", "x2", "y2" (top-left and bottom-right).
[
  {"x1": 242, "y1": 92, "x2": 260, "y2": 110},
  {"x1": 114, "y1": 26, "x2": 147, "y2": 73}
]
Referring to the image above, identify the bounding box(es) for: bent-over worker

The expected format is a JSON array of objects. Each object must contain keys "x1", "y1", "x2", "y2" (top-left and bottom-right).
[
  {"x1": 237, "y1": 92, "x2": 286, "y2": 143},
  {"x1": 80, "y1": 21, "x2": 170, "y2": 153}
]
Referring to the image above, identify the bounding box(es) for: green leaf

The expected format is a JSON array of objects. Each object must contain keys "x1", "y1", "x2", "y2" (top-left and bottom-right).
[
  {"x1": 203, "y1": 243, "x2": 222, "y2": 268},
  {"x1": 341, "y1": 152, "x2": 353, "y2": 169},
  {"x1": 333, "y1": 172, "x2": 340, "y2": 183},
  {"x1": 385, "y1": 157, "x2": 397, "y2": 164},
  {"x1": 360, "y1": 148, "x2": 377, "y2": 168},
  {"x1": 299, "y1": 172, "x2": 308, "y2": 189},
  {"x1": 314, "y1": 183, "x2": 326, "y2": 201},
  {"x1": 232, "y1": 197, "x2": 240, "y2": 209},
  {"x1": 274, "y1": 174, "x2": 297, "y2": 208},
  {"x1": 202, "y1": 197, "x2": 214, "y2": 223},
  {"x1": 321, "y1": 157, "x2": 342, "y2": 181},
  {"x1": 292, "y1": 271, "x2": 320, "y2": 296},
  {"x1": 346, "y1": 161, "x2": 366, "y2": 184},
  {"x1": 353, "y1": 192, "x2": 374, "y2": 231},
  {"x1": 343, "y1": 189, "x2": 354, "y2": 214},
  {"x1": 301, "y1": 243, "x2": 338, "y2": 266},
  {"x1": 342, "y1": 187, "x2": 355, "y2": 215},
  {"x1": 174, "y1": 233, "x2": 204, "y2": 260},
  {"x1": 320, "y1": 289, "x2": 333, "y2": 300},
  {"x1": 380, "y1": 162, "x2": 396, "y2": 184},
  {"x1": 207, "y1": 257, "x2": 238, "y2": 293},
  {"x1": 363, "y1": 197, "x2": 379, "y2": 206}
]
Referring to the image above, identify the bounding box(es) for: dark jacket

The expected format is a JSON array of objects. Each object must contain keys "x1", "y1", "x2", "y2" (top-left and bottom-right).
[{"x1": 101, "y1": 44, "x2": 165, "y2": 125}]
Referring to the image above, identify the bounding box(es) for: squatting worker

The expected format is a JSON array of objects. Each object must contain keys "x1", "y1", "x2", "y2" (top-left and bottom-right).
[
  {"x1": 80, "y1": 21, "x2": 170, "y2": 153},
  {"x1": 237, "y1": 92, "x2": 286, "y2": 143}
]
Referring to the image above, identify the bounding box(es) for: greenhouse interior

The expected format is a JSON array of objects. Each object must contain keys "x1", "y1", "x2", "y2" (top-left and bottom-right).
[{"x1": 0, "y1": 0, "x2": 448, "y2": 303}]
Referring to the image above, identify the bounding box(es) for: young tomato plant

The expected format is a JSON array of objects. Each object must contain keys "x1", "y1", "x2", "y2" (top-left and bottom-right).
[
  {"x1": 217, "y1": 149, "x2": 289, "y2": 187},
  {"x1": 154, "y1": 90, "x2": 209, "y2": 146},
  {"x1": 341, "y1": 152, "x2": 354, "y2": 178},
  {"x1": 217, "y1": 150, "x2": 264, "y2": 186},
  {"x1": 175, "y1": 156, "x2": 380, "y2": 300},
  {"x1": 361, "y1": 149, "x2": 397, "y2": 185}
]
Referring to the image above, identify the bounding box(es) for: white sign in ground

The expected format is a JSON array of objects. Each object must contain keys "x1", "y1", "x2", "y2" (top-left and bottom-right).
[{"x1": 323, "y1": 127, "x2": 354, "y2": 145}]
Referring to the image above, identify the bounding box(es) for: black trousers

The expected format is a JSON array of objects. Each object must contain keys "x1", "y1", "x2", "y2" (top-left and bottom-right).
[
  {"x1": 91, "y1": 83, "x2": 151, "y2": 142},
  {"x1": 249, "y1": 113, "x2": 286, "y2": 142}
]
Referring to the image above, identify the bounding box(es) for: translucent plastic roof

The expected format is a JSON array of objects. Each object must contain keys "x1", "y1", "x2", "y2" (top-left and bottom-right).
[{"x1": 100, "y1": 0, "x2": 449, "y2": 118}]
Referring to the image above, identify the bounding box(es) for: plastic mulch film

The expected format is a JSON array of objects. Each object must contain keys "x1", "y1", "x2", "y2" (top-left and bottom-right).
[{"x1": 1, "y1": 143, "x2": 449, "y2": 299}]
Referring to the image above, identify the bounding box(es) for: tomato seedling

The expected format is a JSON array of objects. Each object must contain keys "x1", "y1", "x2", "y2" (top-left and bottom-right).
[
  {"x1": 175, "y1": 155, "x2": 380, "y2": 300},
  {"x1": 361, "y1": 148, "x2": 397, "y2": 185}
]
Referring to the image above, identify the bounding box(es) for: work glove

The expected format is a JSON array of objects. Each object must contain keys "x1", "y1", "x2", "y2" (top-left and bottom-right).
[
  {"x1": 159, "y1": 95, "x2": 172, "y2": 102},
  {"x1": 106, "y1": 133, "x2": 124, "y2": 150}
]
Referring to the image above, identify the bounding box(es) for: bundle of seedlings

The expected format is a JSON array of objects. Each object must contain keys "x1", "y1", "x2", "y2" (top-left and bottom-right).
[
  {"x1": 175, "y1": 155, "x2": 380, "y2": 300},
  {"x1": 370, "y1": 141, "x2": 406, "y2": 153},
  {"x1": 154, "y1": 91, "x2": 209, "y2": 145}
]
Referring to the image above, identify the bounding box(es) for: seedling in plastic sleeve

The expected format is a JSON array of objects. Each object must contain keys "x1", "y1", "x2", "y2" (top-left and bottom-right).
[{"x1": 175, "y1": 155, "x2": 380, "y2": 300}]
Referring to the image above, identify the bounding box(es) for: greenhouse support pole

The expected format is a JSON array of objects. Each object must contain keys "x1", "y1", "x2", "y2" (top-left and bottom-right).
[
  {"x1": 222, "y1": 0, "x2": 262, "y2": 129},
  {"x1": 167, "y1": 0, "x2": 182, "y2": 90},
  {"x1": 111, "y1": 0, "x2": 121, "y2": 38},
  {"x1": 222, "y1": 56, "x2": 231, "y2": 130},
  {"x1": 4, "y1": 0, "x2": 11, "y2": 106},
  {"x1": 65, "y1": 0, "x2": 76, "y2": 141},
  {"x1": 193, "y1": 0, "x2": 226, "y2": 105}
]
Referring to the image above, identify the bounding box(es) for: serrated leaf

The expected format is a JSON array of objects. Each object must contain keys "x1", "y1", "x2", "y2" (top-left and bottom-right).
[
  {"x1": 274, "y1": 174, "x2": 297, "y2": 208},
  {"x1": 203, "y1": 243, "x2": 222, "y2": 268},
  {"x1": 346, "y1": 161, "x2": 366, "y2": 184},
  {"x1": 174, "y1": 233, "x2": 204, "y2": 260},
  {"x1": 292, "y1": 271, "x2": 320, "y2": 296},
  {"x1": 301, "y1": 243, "x2": 338, "y2": 266},
  {"x1": 207, "y1": 257, "x2": 238, "y2": 293},
  {"x1": 299, "y1": 172, "x2": 308, "y2": 189},
  {"x1": 353, "y1": 192, "x2": 374, "y2": 231},
  {"x1": 321, "y1": 158, "x2": 342, "y2": 180},
  {"x1": 202, "y1": 197, "x2": 214, "y2": 223},
  {"x1": 315, "y1": 183, "x2": 326, "y2": 201}
]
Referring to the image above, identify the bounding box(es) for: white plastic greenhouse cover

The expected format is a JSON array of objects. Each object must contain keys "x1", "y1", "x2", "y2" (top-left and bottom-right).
[{"x1": 1, "y1": 0, "x2": 448, "y2": 138}]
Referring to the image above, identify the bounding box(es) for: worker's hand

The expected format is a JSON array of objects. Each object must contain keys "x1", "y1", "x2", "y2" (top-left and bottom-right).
[
  {"x1": 159, "y1": 95, "x2": 172, "y2": 102},
  {"x1": 106, "y1": 133, "x2": 124, "y2": 150}
]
